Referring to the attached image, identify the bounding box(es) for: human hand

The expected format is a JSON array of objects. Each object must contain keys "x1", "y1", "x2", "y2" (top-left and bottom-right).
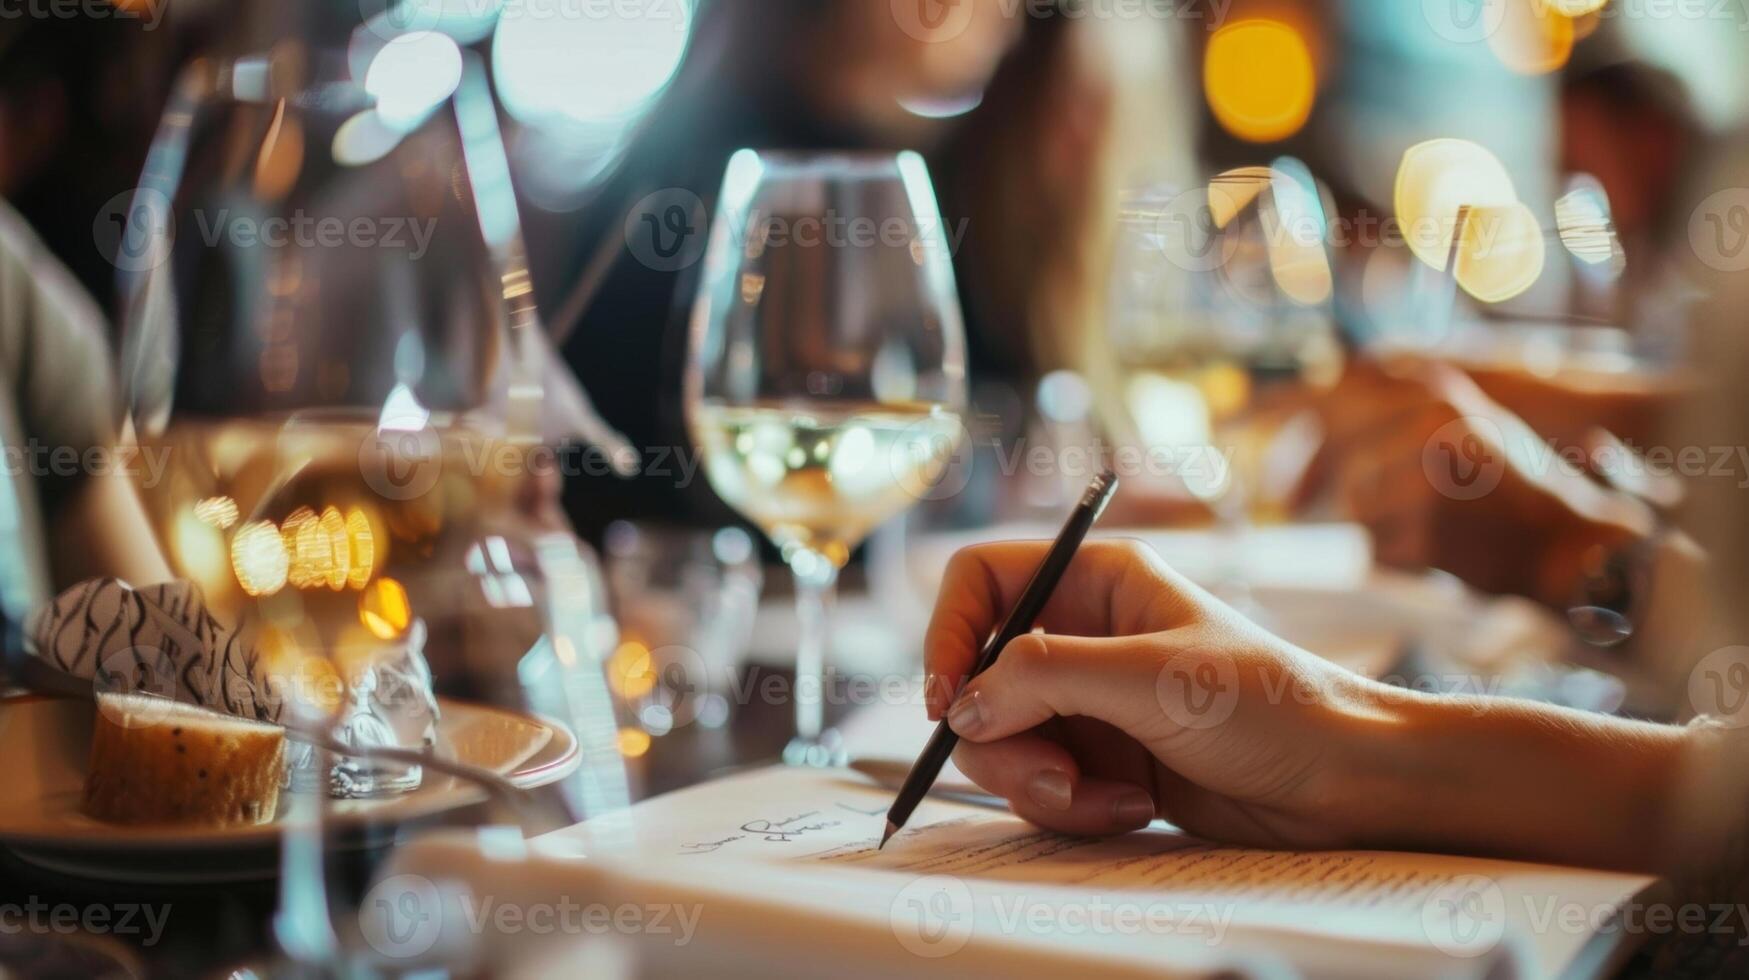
[
  {"x1": 923, "y1": 539, "x2": 1384, "y2": 848},
  {"x1": 1314, "y1": 359, "x2": 1653, "y2": 606}
]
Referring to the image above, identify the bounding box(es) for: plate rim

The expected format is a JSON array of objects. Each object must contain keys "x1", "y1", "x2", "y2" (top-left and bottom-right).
[{"x1": 0, "y1": 694, "x2": 582, "y2": 853}]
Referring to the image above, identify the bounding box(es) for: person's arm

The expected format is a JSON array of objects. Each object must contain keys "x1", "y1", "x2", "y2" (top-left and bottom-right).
[
  {"x1": 925, "y1": 539, "x2": 1710, "y2": 890},
  {"x1": 1339, "y1": 690, "x2": 1690, "y2": 873},
  {"x1": 0, "y1": 200, "x2": 170, "y2": 590},
  {"x1": 47, "y1": 465, "x2": 171, "y2": 588}
]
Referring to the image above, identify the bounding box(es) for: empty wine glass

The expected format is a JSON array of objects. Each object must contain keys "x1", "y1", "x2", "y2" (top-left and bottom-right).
[{"x1": 686, "y1": 150, "x2": 968, "y2": 766}]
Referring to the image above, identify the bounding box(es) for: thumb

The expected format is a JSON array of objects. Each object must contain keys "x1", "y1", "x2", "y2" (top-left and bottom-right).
[{"x1": 945, "y1": 632, "x2": 1178, "y2": 743}]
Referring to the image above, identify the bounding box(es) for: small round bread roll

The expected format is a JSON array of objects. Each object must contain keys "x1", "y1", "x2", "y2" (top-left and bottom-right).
[{"x1": 83, "y1": 694, "x2": 286, "y2": 827}]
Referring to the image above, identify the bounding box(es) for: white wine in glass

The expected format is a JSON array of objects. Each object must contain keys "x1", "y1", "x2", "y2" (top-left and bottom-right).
[
  {"x1": 690, "y1": 400, "x2": 963, "y2": 568},
  {"x1": 687, "y1": 151, "x2": 968, "y2": 766}
]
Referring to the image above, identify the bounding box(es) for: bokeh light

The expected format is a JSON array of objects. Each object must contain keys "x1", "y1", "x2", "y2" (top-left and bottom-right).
[
  {"x1": 617, "y1": 727, "x2": 652, "y2": 758},
  {"x1": 360, "y1": 577, "x2": 412, "y2": 640},
  {"x1": 232, "y1": 519, "x2": 290, "y2": 598},
  {"x1": 193, "y1": 495, "x2": 240, "y2": 530},
  {"x1": 608, "y1": 640, "x2": 658, "y2": 700},
  {"x1": 1555, "y1": 181, "x2": 1622, "y2": 268},
  {"x1": 1264, "y1": 158, "x2": 1334, "y2": 306},
  {"x1": 363, "y1": 31, "x2": 464, "y2": 130},
  {"x1": 1204, "y1": 20, "x2": 1316, "y2": 143},
  {"x1": 1208, "y1": 166, "x2": 1272, "y2": 230},
  {"x1": 493, "y1": 0, "x2": 691, "y2": 128},
  {"x1": 1394, "y1": 138, "x2": 1519, "y2": 272},
  {"x1": 1542, "y1": 0, "x2": 1610, "y2": 14},
  {"x1": 1454, "y1": 202, "x2": 1546, "y2": 303},
  {"x1": 1487, "y1": 0, "x2": 1575, "y2": 76}
]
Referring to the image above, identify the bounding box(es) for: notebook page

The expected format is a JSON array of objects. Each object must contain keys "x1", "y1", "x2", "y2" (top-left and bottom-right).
[{"x1": 553, "y1": 766, "x2": 1655, "y2": 978}]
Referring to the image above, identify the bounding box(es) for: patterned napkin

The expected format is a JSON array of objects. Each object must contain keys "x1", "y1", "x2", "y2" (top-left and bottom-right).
[{"x1": 26, "y1": 577, "x2": 439, "y2": 797}]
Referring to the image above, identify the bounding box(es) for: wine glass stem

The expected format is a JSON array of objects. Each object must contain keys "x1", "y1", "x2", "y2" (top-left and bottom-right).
[
  {"x1": 274, "y1": 746, "x2": 339, "y2": 968},
  {"x1": 789, "y1": 551, "x2": 839, "y2": 742}
]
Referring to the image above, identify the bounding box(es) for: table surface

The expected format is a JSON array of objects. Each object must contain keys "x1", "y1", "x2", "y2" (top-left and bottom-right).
[
  {"x1": 0, "y1": 663, "x2": 1702, "y2": 979},
  {"x1": 0, "y1": 663, "x2": 851, "y2": 978}
]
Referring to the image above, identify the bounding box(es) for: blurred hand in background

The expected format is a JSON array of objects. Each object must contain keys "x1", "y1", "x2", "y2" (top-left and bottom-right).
[{"x1": 1310, "y1": 357, "x2": 1656, "y2": 608}]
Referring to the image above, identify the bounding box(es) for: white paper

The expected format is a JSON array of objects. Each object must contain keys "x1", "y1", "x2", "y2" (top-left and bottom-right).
[{"x1": 530, "y1": 766, "x2": 1655, "y2": 979}]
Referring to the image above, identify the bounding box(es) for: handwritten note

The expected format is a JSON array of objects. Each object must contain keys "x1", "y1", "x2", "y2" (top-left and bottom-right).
[{"x1": 560, "y1": 766, "x2": 1656, "y2": 979}]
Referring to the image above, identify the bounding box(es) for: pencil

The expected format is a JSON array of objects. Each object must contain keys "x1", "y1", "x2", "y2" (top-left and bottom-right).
[{"x1": 879, "y1": 470, "x2": 1120, "y2": 849}]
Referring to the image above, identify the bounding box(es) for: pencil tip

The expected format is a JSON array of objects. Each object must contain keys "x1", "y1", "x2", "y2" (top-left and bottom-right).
[{"x1": 878, "y1": 820, "x2": 898, "y2": 850}]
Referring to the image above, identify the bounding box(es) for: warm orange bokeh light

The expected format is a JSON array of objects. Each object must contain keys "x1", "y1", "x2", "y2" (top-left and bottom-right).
[
  {"x1": 1454, "y1": 202, "x2": 1547, "y2": 303},
  {"x1": 232, "y1": 519, "x2": 290, "y2": 597},
  {"x1": 1542, "y1": 0, "x2": 1609, "y2": 14},
  {"x1": 359, "y1": 577, "x2": 412, "y2": 640},
  {"x1": 609, "y1": 641, "x2": 658, "y2": 700},
  {"x1": 1204, "y1": 20, "x2": 1316, "y2": 143},
  {"x1": 1208, "y1": 166, "x2": 1272, "y2": 229},
  {"x1": 1394, "y1": 138, "x2": 1519, "y2": 272},
  {"x1": 617, "y1": 727, "x2": 653, "y2": 758},
  {"x1": 193, "y1": 495, "x2": 240, "y2": 530},
  {"x1": 1488, "y1": 0, "x2": 1576, "y2": 75}
]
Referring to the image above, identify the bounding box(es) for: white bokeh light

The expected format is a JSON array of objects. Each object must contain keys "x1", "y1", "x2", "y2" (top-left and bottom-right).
[
  {"x1": 364, "y1": 31, "x2": 464, "y2": 129},
  {"x1": 493, "y1": 0, "x2": 692, "y2": 128}
]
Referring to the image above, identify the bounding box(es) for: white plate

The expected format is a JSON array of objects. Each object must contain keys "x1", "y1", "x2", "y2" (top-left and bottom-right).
[{"x1": 0, "y1": 695, "x2": 580, "y2": 883}]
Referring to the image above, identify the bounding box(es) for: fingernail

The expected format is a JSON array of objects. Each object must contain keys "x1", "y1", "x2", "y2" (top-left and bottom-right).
[
  {"x1": 924, "y1": 672, "x2": 941, "y2": 719},
  {"x1": 1026, "y1": 769, "x2": 1073, "y2": 811},
  {"x1": 1112, "y1": 792, "x2": 1156, "y2": 828},
  {"x1": 946, "y1": 690, "x2": 984, "y2": 736}
]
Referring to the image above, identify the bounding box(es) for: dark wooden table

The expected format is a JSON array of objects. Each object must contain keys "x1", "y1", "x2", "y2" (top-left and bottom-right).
[
  {"x1": 0, "y1": 661, "x2": 1712, "y2": 979},
  {"x1": 0, "y1": 664, "x2": 849, "y2": 979}
]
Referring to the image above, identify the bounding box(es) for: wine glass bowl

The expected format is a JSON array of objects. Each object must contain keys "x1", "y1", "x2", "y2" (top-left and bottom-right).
[
  {"x1": 686, "y1": 150, "x2": 968, "y2": 766},
  {"x1": 110, "y1": 30, "x2": 629, "y2": 969}
]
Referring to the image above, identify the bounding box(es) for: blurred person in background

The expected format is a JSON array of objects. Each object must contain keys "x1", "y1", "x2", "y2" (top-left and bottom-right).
[
  {"x1": 537, "y1": 0, "x2": 1191, "y2": 540},
  {"x1": 1293, "y1": 26, "x2": 1716, "y2": 677},
  {"x1": 0, "y1": 20, "x2": 175, "y2": 664},
  {"x1": 919, "y1": 201, "x2": 1749, "y2": 968},
  {"x1": 0, "y1": 15, "x2": 196, "y2": 319}
]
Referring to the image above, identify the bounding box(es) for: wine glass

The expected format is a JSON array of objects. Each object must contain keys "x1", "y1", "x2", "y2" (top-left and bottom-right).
[
  {"x1": 1109, "y1": 164, "x2": 1340, "y2": 605},
  {"x1": 111, "y1": 20, "x2": 631, "y2": 971},
  {"x1": 686, "y1": 150, "x2": 968, "y2": 766}
]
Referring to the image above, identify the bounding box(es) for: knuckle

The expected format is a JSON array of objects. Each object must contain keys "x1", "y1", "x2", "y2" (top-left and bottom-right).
[
  {"x1": 942, "y1": 547, "x2": 979, "y2": 583},
  {"x1": 1004, "y1": 632, "x2": 1052, "y2": 673}
]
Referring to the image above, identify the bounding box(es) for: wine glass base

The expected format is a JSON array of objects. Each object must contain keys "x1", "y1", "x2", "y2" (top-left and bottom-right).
[{"x1": 783, "y1": 730, "x2": 848, "y2": 768}]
